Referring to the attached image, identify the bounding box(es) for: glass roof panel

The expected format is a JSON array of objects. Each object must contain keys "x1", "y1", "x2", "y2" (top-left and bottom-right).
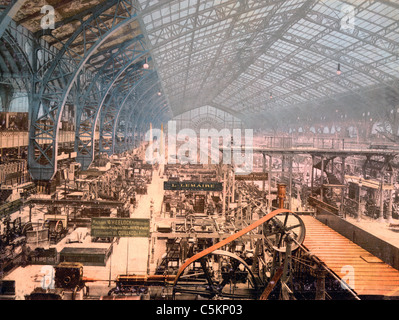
[{"x1": 137, "y1": 0, "x2": 399, "y2": 121}]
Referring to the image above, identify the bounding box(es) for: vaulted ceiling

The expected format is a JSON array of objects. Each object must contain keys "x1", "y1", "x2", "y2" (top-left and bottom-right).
[{"x1": 2, "y1": 0, "x2": 399, "y2": 129}]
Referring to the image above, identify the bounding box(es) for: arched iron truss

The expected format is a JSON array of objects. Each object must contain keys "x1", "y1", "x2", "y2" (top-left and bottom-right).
[
  {"x1": 116, "y1": 80, "x2": 168, "y2": 153},
  {"x1": 113, "y1": 71, "x2": 160, "y2": 152},
  {"x1": 1, "y1": 0, "x2": 399, "y2": 180},
  {"x1": 0, "y1": 29, "x2": 32, "y2": 94},
  {"x1": 28, "y1": 0, "x2": 143, "y2": 180},
  {"x1": 74, "y1": 36, "x2": 150, "y2": 169}
]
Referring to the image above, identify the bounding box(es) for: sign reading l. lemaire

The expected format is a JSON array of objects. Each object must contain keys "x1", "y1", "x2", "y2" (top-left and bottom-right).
[
  {"x1": 164, "y1": 181, "x2": 223, "y2": 191},
  {"x1": 91, "y1": 218, "x2": 150, "y2": 238}
]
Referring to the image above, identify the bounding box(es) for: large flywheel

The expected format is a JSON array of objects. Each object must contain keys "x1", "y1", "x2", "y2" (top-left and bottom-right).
[
  {"x1": 172, "y1": 250, "x2": 261, "y2": 300},
  {"x1": 263, "y1": 211, "x2": 306, "y2": 252}
]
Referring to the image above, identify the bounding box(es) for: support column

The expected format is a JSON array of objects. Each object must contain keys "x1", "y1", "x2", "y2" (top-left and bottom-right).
[
  {"x1": 341, "y1": 156, "x2": 346, "y2": 218},
  {"x1": 320, "y1": 156, "x2": 325, "y2": 201},
  {"x1": 238, "y1": 193, "x2": 242, "y2": 221},
  {"x1": 222, "y1": 171, "x2": 226, "y2": 216},
  {"x1": 315, "y1": 266, "x2": 326, "y2": 300},
  {"x1": 288, "y1": 154, "x2": 293, "y2": 211},
  {"x1": 281, "y1": 155, "x2": 285, "y2": 173},
  {"x1": 262, "y1": 153, "x2": 266, "y2": 194},
  {"x1": 379, "y1": 173, "x2": 385, "y2": 222},
  {"x1": 357, "y1": 179, "x2": 362, "y2": 222},
  {"x1": 268, "y1": 155, "x2": 272, "y2": 212},
  {"x1": 387, "y1": 171, "x2": 394, "y2": 223},
  {"x1": 311, "y1": 155, "x2": 314, "y2": 197},
  {"x1": 232, "y1": 169, "x2": 235, "y2": 203}
]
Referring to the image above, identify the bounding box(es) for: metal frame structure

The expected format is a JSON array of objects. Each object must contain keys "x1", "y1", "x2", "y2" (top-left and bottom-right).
[
  {"x1": 28, "y1": 0, "x2": 142, "y2": 180},
  {"x1": 137, "y1": 0, "x2": 399, "y2": 126},
  {"x1": 74, "y1": 36, "x2": 149, "y2": 168},
  {"x1": 0, "y1": 0, "x2": 398, "y2": 180}
]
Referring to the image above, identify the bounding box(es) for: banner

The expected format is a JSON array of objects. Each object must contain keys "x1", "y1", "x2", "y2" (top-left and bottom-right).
[
  {"x1": 235, "y1": 172, "x2": 268, "y2": 181},
  {"x1": 164, "y1": 181, "x2": 223, "y2": 191},
  {"x1": 91, "y1": 218, "x2": 150, "y2": 238}
]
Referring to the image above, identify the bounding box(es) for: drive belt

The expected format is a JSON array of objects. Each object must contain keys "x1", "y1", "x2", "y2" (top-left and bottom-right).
[{"x1": 173, "y1": 208, "x2": 292, "y2": 285}]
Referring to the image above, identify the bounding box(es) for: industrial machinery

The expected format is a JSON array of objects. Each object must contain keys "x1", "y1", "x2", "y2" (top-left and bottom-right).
[
  {"x1": 171, "y1": 200, "x2": 306, "y2": 300},
  {"x1": 0, "y1": 216, "x2": 28, "y2": 275},
  {"x1": 108, "y1": 274, "x2": 175, "y2": 298},
  {"x1": 44, "y1": 214, "x2": 68, "y2": 244},
  {"x1": 25, "y1": 262, "x2": 88, "y2": 300},
  {"x1": 54, "y1": 262, "x2": 84, "y2": 290}
]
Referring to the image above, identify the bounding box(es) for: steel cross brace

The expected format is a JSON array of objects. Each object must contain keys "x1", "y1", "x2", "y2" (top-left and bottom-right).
[
  {"x1": 115, "y1": 84, "x2": 167, "y2": 153},
  {"x1": 75, "y1": 53, "x2": 150, "y2": 168},
  {"x1": 98, "y1": 65, "x2": 153, "y2": 155},
  {"x1": 75, "y1": 35, "x2": 148, "y2": 166},
  {"x1": 29, "y1": 0, "x2": 140, "y2": 180},
  {"x1": 108, "y1": 70, "x2": 158, "y2": 154},
  {"x1": 115, "y1": 82, "x2": 163, "y2": 152},
  {"x1": 0, "y1": 0, "x2": 26, "y2": 39},
  {"x1": 119, "y1": 80, "x2": 166, "y2": 150}
]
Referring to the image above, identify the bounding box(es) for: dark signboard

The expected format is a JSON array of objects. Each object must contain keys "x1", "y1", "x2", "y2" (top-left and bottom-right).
[
  {"x1": 164, "y1": 181, "x2": 223, "y2": 191},
  {"x1": 235, "y1": 172, "x2": 269, "y2": 181},
  {"x1": 91, "y1": 218, "x2": 150, "y2": 238}
]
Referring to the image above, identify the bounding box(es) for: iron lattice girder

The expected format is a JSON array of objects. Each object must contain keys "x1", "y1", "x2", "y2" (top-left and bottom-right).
[
  {"x1": 75, "y1": 69, "x2": 157, "y2": 168},
  {"x1": 236, "y1": 60, "x2": 380, "y2": 114},
  {"x1": 191, "y1": 0, "x2": 317, "y2": 106},
  {"x1": 111, "y1": 71, "x2": 158, "y2": 149},
  {"x1": 139, "y1": 0, "x2": 299, "y2": 112},
  {"x1": 305, "y1": 9, "x2": 399, "y2": 58},
  {"x1": 115, "y1": 95, "x2": 165, "y2": 153},
  {"x1": 0, "y1": 0, "x2": 26, "y2": 39},
  {"x1": 153, "y1": 0, "x2": 291, "y2": 101},
  {"x1": 217, "y1": 21, "x2": 352, "y2": 109},
  {"x1": 29, "y1": 0, "x2": 140, "y2": 180},
  {"x1": 115, "y1": 81, "x2": 166, "y2": 151},
  {"x1": 76, "y1": 68, "x2": 154, "y2": 168},
  {"x1": 126, "y1": 80, "x2": 163, "y2": 128},
  {"x1": 99, "y1": 64, "x2": 150, "y2": 135},
  {"x1": 114, "y1": 74, "x2": 162, "y2": 150},
  {"x1": 141, "y1": 0, "x2": 287, "y2": 50},
  {"x1": 130, "y1": 96, "x2": 167, "y2": 151},
  {"x1": 228, "y1": 26, "x2": 399, "y2": 112},
  {"x1": 131, "y1": 94, "x2": 167, "y2": 141},
  {"x1": 75, "y1": 36, "x2": 148, "y2": 156},
  {"x1": 98, "y1": 69, "x2": 156, "y2": 156},
  {"x1": 0, "y1": 29, "x2": 32, "y2": 92},
  {"x1": 278, "y1": 32, "x2": 399, "y2": 92}
]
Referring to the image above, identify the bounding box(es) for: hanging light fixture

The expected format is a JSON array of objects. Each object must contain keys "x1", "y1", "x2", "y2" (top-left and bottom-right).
[
  {"x1": 143, "y1": 57, "x2": 149, "y2": 69},
  {"x1": 336, "y1": 63, "x2": 341, "y2": 75},
  {"x1": 269, "y1": 92, "x2": 273, "y2": 99},
  {"x1": 157, "y1": 90, "x2": 162, "y2": 96}
]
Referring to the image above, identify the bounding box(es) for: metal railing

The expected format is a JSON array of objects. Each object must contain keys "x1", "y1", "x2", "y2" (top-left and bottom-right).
[
  {"x1": 0, "y1": 131, "x2": 100, "y2": 148},
  {"x1": 262, "y1": 135, "x2": 399, "y2": 151}
]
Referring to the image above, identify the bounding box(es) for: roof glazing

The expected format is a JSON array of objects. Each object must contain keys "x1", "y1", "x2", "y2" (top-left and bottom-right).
[{"x1": 138, "y1": 0, "x2": 398, "y2": 124}]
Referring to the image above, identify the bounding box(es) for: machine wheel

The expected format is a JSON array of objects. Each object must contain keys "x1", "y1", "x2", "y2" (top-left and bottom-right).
[
  {"x1": 173, "y1": 250, "x2": 260, "y2": 300},
  {"x1": 263, "y1": 212, "x2": 305, "y2": 252}
]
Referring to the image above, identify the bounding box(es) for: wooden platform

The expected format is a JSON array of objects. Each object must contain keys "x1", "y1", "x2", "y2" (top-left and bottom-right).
[{"x1": 301, "y1": 215, "x2": 399, "y2": 297}]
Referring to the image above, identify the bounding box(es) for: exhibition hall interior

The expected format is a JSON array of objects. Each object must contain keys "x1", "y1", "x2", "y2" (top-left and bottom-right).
[{"x1": 0, "y1": 0, "x2": 399, "y2": 301}]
